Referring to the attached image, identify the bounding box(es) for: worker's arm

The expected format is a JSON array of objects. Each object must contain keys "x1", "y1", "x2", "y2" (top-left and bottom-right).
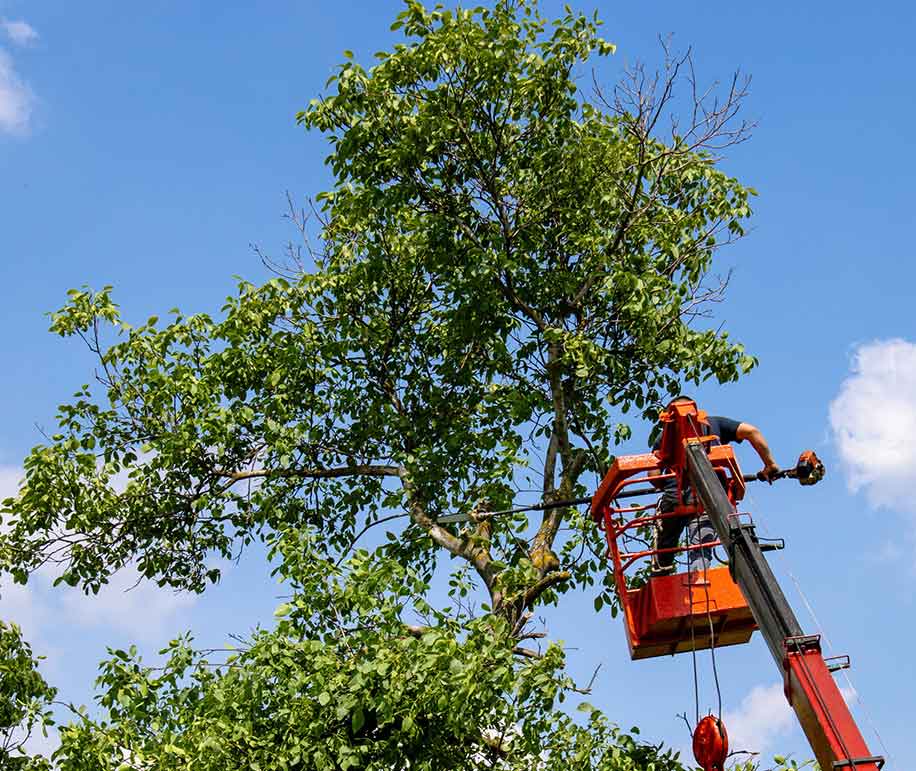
[{"x1": 736, "y1": 422, "x2": 780, "y2": 482}]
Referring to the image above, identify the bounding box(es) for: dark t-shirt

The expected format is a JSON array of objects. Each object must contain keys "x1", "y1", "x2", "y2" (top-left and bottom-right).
[{"x1": 651, "y1": 415, "x2": 743, "y2": 491}]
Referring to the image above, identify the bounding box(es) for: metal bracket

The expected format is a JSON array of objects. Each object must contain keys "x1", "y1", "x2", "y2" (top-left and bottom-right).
[
  {"x1": 728, "y1": 521, "x2": 757, "y2": 543},
  {"x1": 784, "y1": 634, "x2": 822, "y2": 655},
  {"x1": 825, "y1": 654, "x2": 851, "y2": 673},
  {"x1": 725, "y1": 520, "x2": 758, "y2": 580},
  {"x1": 758, "y1": 537, "x2": 785, "y2": 553},
  {"x1": 832, "y1": 756, "x2": 885, "y2": 769}
]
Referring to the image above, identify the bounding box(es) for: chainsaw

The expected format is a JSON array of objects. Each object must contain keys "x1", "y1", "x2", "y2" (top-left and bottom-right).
[{"x1": 743, "y1": 449, "x2": 825, "y2": 486}]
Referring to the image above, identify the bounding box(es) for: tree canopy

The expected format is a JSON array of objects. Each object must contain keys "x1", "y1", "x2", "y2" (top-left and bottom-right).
[{"x1": 0, "y1": 1, "x2": 780, "y2": 769}]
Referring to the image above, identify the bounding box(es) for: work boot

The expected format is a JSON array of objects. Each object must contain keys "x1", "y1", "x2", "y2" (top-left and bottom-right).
[{"x1": 649, "y1": 560, "x2": 676, "y2": 578}]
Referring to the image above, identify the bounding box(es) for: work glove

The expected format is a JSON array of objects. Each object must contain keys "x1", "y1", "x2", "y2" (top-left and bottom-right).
[{"x1": 758, "y1": 463, "x2": 781, "y2": 484}]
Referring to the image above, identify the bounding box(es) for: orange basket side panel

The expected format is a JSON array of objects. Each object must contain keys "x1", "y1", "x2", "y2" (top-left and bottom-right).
[{"x1": 622, "y1": 567, "x2": 756, "y2": 660}]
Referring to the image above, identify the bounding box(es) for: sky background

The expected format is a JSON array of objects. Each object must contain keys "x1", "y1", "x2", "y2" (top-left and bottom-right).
[{"x1": 1, "y1": 0, "x2": 914, "y2": 767}]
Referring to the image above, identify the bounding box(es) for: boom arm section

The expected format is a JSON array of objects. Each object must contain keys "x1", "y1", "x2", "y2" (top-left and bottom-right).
[{"x1": 686, "y1": 442, "x2": 884, "y2": 771}]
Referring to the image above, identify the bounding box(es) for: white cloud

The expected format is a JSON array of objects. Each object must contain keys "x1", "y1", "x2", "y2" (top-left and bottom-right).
[
  {"x1": 0, "y1": 463, "x2": 23, "y2": 500},
  {"x1": 21, "y1": 724, "x2": 59, "y2": 760},
  {"x1": 61, "y1": 565, "x2": 196, "y2": 642},
  {"x1": 0, "y1": 47, "x2": 34, "y2": 136},
  {"x1": 724, "y1": 683, "x2": 796, "y2": 758},
  {"x1": 1, "y1": 462, "x2": 196, "y2": 643},
  {"x1": 2, "y1": 19, "x2": 38, "y2": 47},
  {"x1": 1, "y1": 579, "x2": 44, "y2": 643},
  {"x1": 0, "y1": 468, "x2": 50, "y2": 646},
  {"x1": 829, "y1": 339, "x2": 916, "y2": 513}
]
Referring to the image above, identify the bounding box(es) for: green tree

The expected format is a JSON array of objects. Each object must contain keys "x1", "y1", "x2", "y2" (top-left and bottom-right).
[
  {"x1": 0, "y1": 621, "x2": 56, "y2": 770},
  {"x1": 1, "y1": 1, "x2": 771, "y2": 768}
]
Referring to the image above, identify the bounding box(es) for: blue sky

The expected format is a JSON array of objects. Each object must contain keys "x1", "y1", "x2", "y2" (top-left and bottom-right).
[{"x1": 1, "y1": 0, "x2": 914, "y2": 766}]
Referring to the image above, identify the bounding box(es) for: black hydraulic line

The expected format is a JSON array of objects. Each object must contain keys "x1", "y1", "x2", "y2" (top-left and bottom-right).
[
  {"x1": 685, "y1": 442, "x2": 803, "y2": 667},
  {"x1": 435, "y1": 496, "x2": 589, "y2": 524}
]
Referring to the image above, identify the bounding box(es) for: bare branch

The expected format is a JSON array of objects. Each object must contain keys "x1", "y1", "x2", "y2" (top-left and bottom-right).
[
  {"x1": 570, "y1": 663, "x2": 602, "y2": 695},
  {"x1": 521, "y1": 570, "x2": 572, "y2": 608}
]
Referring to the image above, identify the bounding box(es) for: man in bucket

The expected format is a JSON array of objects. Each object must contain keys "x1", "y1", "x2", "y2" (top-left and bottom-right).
[{"x1": 650, "y1": 396, "x2": 780, "y2": 576}]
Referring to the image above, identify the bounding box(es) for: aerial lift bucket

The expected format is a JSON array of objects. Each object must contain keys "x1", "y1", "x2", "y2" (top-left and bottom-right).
[{"x1": 590, "y1": 406, "x2": 756, "y2": 660}]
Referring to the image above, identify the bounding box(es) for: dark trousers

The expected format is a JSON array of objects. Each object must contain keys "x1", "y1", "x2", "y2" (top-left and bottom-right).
[{"x1": 654, "y1": 489, "x2": 716, "y2": 571}]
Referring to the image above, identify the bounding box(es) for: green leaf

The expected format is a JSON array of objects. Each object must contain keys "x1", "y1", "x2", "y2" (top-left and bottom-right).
[{"x1": 351, "y1": 706, "x2": 365, "y2": 733}]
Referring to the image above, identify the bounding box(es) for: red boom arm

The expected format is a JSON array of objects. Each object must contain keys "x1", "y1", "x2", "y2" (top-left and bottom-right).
[{"x1": 591, "y1": 399, "x2": 884, "y2": 769}]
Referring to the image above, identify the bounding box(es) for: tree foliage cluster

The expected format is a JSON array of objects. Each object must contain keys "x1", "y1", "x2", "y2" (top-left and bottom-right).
[
  {"x1": 0, "y1": 1, "x2": 799, "y2": 769},
  {"x1": 51, "y1": 548, "x2": 687, "y2": 770},
  {"x1": 0, "y1": 621, "x2": 55, "y2": 771}
]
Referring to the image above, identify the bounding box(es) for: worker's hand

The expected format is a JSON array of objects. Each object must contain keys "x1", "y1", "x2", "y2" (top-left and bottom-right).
[{"x1": 758, "y1": 462, "x2": 781, "y2": 484}]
